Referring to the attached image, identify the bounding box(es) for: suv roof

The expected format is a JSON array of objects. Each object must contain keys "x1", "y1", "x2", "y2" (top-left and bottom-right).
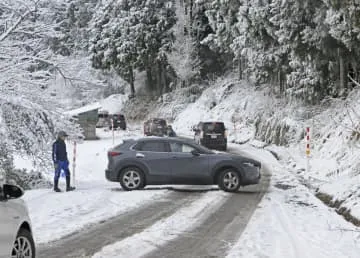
[
  {"x1": 147, "y1": 118, "x2": 166, "y2": 122},
  {"x1": 200, "y1": 121, "x2": 225, "y2": 125}
]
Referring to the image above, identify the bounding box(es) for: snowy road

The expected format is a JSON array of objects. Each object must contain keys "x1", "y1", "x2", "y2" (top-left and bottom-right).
[
  {"x1": 144, "y1": 177, "x2": 270, "y2": 258},
  {"x1": 37, "y1": 190, "x2": 203, "y2": 258},
  {"x1": 36, "y1": 146, "x2": 271, "y2": 258}
]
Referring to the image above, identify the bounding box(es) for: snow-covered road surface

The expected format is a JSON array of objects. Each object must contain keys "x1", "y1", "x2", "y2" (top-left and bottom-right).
[
  {"x1": 18, "y1": 129, "x2": 360, "y2": 258},
  {"x1": 37, "y1": 176, "x2": 271, "y2": 258},
  {"x1": 37, "y1": 190, "x2": 204, "y2": 257},
  {"x1": 35, "y1": 143, "x2": 271, "y2": 258}
]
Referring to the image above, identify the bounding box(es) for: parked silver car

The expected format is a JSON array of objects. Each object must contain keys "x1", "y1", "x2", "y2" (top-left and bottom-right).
[
  {"x1": 105, "y1": 137, "x2": 261, "y2": 192},
  {"x1": 0, "y1": 184, "x2": 35, "y2": 258}
]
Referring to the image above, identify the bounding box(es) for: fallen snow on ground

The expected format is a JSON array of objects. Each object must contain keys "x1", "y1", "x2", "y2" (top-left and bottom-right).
[
  {"x1": 267, "y1": 143, "x2": 360, "y2": 225},
  {"x1": 226, "y1": 143, "x2": 360, "y2": 258},
  {"x1": 13, "y1": 75, "x2": 360, "y2": 257},
  {"x1": 168, "y1": 75, "x2": 360, "y2": 224},
  {"x1": 21, "y1": 128, "x2": 170, "y2": 244},
  {"x1": 92, "y1": 191, "x2": 229, "y2": 258}
]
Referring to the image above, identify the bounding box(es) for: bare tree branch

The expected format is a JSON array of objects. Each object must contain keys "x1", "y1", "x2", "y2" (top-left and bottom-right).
[
  {"x1": 0, "y1": 9, "x2": 32, "y2": 42},
  {"x1": 329, "y1": 114, "x2": 359, "y2": 134},
  {"x1": 348, "y1": 74, "x2": 360, "y2": 88}
]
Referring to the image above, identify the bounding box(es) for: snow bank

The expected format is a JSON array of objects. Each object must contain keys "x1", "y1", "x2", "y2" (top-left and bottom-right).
[
  {"x1": 143, "y1": 75, "x2": 360, "y2": 225},
  {"x1": 100, "y1": 94, "x2": 129, "y2": 114},
  {"x1": 226, "y1": 167, "x2": 360, "y2": 258}
]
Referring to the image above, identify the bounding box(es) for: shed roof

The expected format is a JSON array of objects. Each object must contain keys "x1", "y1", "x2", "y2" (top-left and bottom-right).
[{"x1": 64, "y1": 102, "x2": 102, "y2": 116}]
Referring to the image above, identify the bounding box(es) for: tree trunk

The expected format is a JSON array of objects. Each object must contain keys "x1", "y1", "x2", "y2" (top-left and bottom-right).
[
  {"x1": 279, "y1": 69, "x2": 284, "y2": 95},
  {"x1": 338, "y1": 48, "x2": 347, "y2": 96},
  {"x1": 190, "y1": 0, "x2": 193, "y2": 25},
  {"x1": 238, "y1": 57, "x2": 242, "y2": 80},
  {"x1": 129, "y1": 66, "x2": 135, "y2": 97},
  {"x1": 161, "y1": 62, "x2": 167, "y2": 93},
  {"x1": 156, "y1": 61, "x2": 162, "y2": 96},
  {"x1": 146, "y1": 67, "x2": 154, "y2": 91}
]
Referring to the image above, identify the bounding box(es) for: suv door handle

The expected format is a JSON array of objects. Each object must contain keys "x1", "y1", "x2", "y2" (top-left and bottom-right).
[{"x1": 136, "y1": 153, "x2": 145, "y2": 158}]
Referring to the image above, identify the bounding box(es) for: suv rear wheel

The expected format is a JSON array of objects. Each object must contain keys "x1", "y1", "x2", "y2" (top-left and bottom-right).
[
  {"x1": 119, "y1": 167, "x2": 145, "y2": 191},
  {"x1": 12, "y1": 228, "x2": 35, "y2": 258},
  {"x1": 218, "y1": 168, "x2": 241, "y2": 192}
]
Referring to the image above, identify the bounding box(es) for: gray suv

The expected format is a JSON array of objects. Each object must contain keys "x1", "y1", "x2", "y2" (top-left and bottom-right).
[
  {"x1": 0, "y1": 184, "x2": 35, "y2": 258},
  {"x1": 105, "y1": 137, "x2": 261, "y2": 192}
]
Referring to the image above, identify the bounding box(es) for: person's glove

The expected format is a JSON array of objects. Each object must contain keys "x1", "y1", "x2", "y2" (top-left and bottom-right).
[{"x1": 54, "y1": 163, "x2": 59, "y2": 170}]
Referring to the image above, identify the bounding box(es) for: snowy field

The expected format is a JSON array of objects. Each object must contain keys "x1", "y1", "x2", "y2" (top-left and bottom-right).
[
  {"x1": 167, "y1": 76, "x2": 360, "y2": 225},
  {"x1": 14, "y1": 127, "x2": 360, "y2": 257},
  {"x1": 20, "y1": 128, "x2": 172, "y2": 244},
  {"x1": 13, "y1": 77, "x2": 360, "y2": 257}
]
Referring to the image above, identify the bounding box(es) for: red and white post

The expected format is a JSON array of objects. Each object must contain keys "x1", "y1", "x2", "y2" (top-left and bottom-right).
[
  {"x1": 305, "y1": 127, "x2": 311, "y2": 174},
  {"x1": 72, "y1": 141, "x2": 77, "y2": 187}
]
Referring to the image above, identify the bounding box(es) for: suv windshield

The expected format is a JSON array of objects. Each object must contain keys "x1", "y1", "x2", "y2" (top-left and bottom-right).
[
  {"x1": 203, "y1": 122, "x2": 225, "y2": 133},
  {"x1": 196, "y1": 144, "x2": 215, "y2": 154}
]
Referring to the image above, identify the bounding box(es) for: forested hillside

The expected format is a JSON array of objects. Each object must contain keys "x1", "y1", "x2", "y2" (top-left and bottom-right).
[{"x1": 1, "y1": 0, "x2": 360, "y2": 183}]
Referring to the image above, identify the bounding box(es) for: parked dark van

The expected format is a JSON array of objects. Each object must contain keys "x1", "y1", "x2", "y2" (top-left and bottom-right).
[
  {"x1": 109, "y1": 114, "x2": 126, "y2": 130},
  {"x1": 193, "y1": 122, "x2": 227, "y2": 151},
  {"x1": 144, "y1": 118, "x2": 167, "y2": 136}
]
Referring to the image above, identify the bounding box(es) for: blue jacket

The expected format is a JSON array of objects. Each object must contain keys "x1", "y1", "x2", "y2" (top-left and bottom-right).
[{"x1": 52, "y1": 138, "x2": 68, "y2": 163}]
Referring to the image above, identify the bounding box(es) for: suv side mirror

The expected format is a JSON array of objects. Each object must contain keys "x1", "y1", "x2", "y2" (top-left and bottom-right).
[
  {"x1": 191, "y1": 149, "x2": 200, "y2": 156},
  {"x1": 2, "y1": 184, "x2": 24, "y2": 199}
]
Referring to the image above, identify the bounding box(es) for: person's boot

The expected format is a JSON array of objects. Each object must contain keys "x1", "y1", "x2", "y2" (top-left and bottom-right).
[
  {"x1": 66, "y1": 176, "x2": 75, "y2": 192},
  {"x1": 54, "y1": 179, "x2": 61, "y2": 192}
]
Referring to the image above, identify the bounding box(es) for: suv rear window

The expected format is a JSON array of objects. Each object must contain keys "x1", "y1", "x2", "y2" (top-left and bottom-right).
[
  {"x1": 153, "y1": 119, "x2": 166, "y2": 126},
  {"x1": 202, "y1": 122, "x2": 225, "y2": 133},
  {"x1": 113, "y1": 114, "x2": 125, "y2": 120}
]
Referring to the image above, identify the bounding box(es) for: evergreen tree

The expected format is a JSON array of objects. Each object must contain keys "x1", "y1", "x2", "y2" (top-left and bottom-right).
[{"x1": 91, "y1": 0, "x2": 176, "y2": 96}]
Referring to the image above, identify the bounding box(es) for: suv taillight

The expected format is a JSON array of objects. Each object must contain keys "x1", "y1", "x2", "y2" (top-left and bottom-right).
[
  {"x1": 200, "y1": 131, "x2": 204, "y2": 138},
  {"x1": 224, "y1": 130, "x2": 228, "y2": 138},
  {"x1": 108, "y1": 151, "x2": 122, "y2": 157}
]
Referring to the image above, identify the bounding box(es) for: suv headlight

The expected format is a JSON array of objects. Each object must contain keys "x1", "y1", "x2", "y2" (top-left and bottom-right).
[{"x1": 243, "y1": 162, "x2": 256, "y2": 167}]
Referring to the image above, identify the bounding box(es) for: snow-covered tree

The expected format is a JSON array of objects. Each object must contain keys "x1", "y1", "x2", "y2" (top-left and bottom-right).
[
  {"x1": 0, "y1": 0, "x2": 86, "y2": 182},
  {"x1": 167, "y1": 0, "x2": 200, "y2": 87},
  {"x1": 91, "y1": 0, "x2": 176, "y2": 96}
]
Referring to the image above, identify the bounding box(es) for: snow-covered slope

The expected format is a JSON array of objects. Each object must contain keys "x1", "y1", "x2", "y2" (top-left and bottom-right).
[{"x1": 133, "y1": 74, "x2": 360, "y2": 224}]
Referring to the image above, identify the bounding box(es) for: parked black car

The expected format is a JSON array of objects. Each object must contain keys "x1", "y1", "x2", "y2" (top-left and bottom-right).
[
  {"x1": 193, "y1": 122, "x2": 227, "y2": 151},
  {"x1": 143, "y1": 118, "x2": 167, "y2": 136},
  {"x1": 109, "y1": 114, "x2": 126, "y2": 130},
  {"x1": 105, "y1": 137, "x2": 261, "y2": 192}
]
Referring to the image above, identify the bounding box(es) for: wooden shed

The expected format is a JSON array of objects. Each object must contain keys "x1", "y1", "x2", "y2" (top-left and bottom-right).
[{"x1": 65, "y1": 103, "x2": 101, "y2": 140}]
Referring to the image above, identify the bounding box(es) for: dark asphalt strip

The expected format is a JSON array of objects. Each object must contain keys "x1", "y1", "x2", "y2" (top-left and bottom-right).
[{"x1": 37, "y1": 190, "x2": 203, "y2": 258}]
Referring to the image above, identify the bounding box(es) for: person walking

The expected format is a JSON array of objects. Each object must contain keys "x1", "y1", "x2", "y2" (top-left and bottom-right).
[{"x1": 52, "y1": 131, "x2": 75, "y2": 192}]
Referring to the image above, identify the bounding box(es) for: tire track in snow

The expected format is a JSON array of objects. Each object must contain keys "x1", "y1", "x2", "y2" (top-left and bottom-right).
[
  {"x1": 144, "y1": 174, "x2": 270, "y2": 258},
  {"x1": 37, "y1": 190, "x2": 204, "y2": 258},
  {"x1": 92, "y1": 191, "x2": 230, "y2": 258}
]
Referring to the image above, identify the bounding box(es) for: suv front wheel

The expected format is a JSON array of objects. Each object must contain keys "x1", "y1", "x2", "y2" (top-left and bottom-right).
[
  {"x1": 12, "y1": 228, "x2": 36, "y2": 258},
  {"x1": 218, "y1": 168, "x2": 241, "y2": 192}
]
